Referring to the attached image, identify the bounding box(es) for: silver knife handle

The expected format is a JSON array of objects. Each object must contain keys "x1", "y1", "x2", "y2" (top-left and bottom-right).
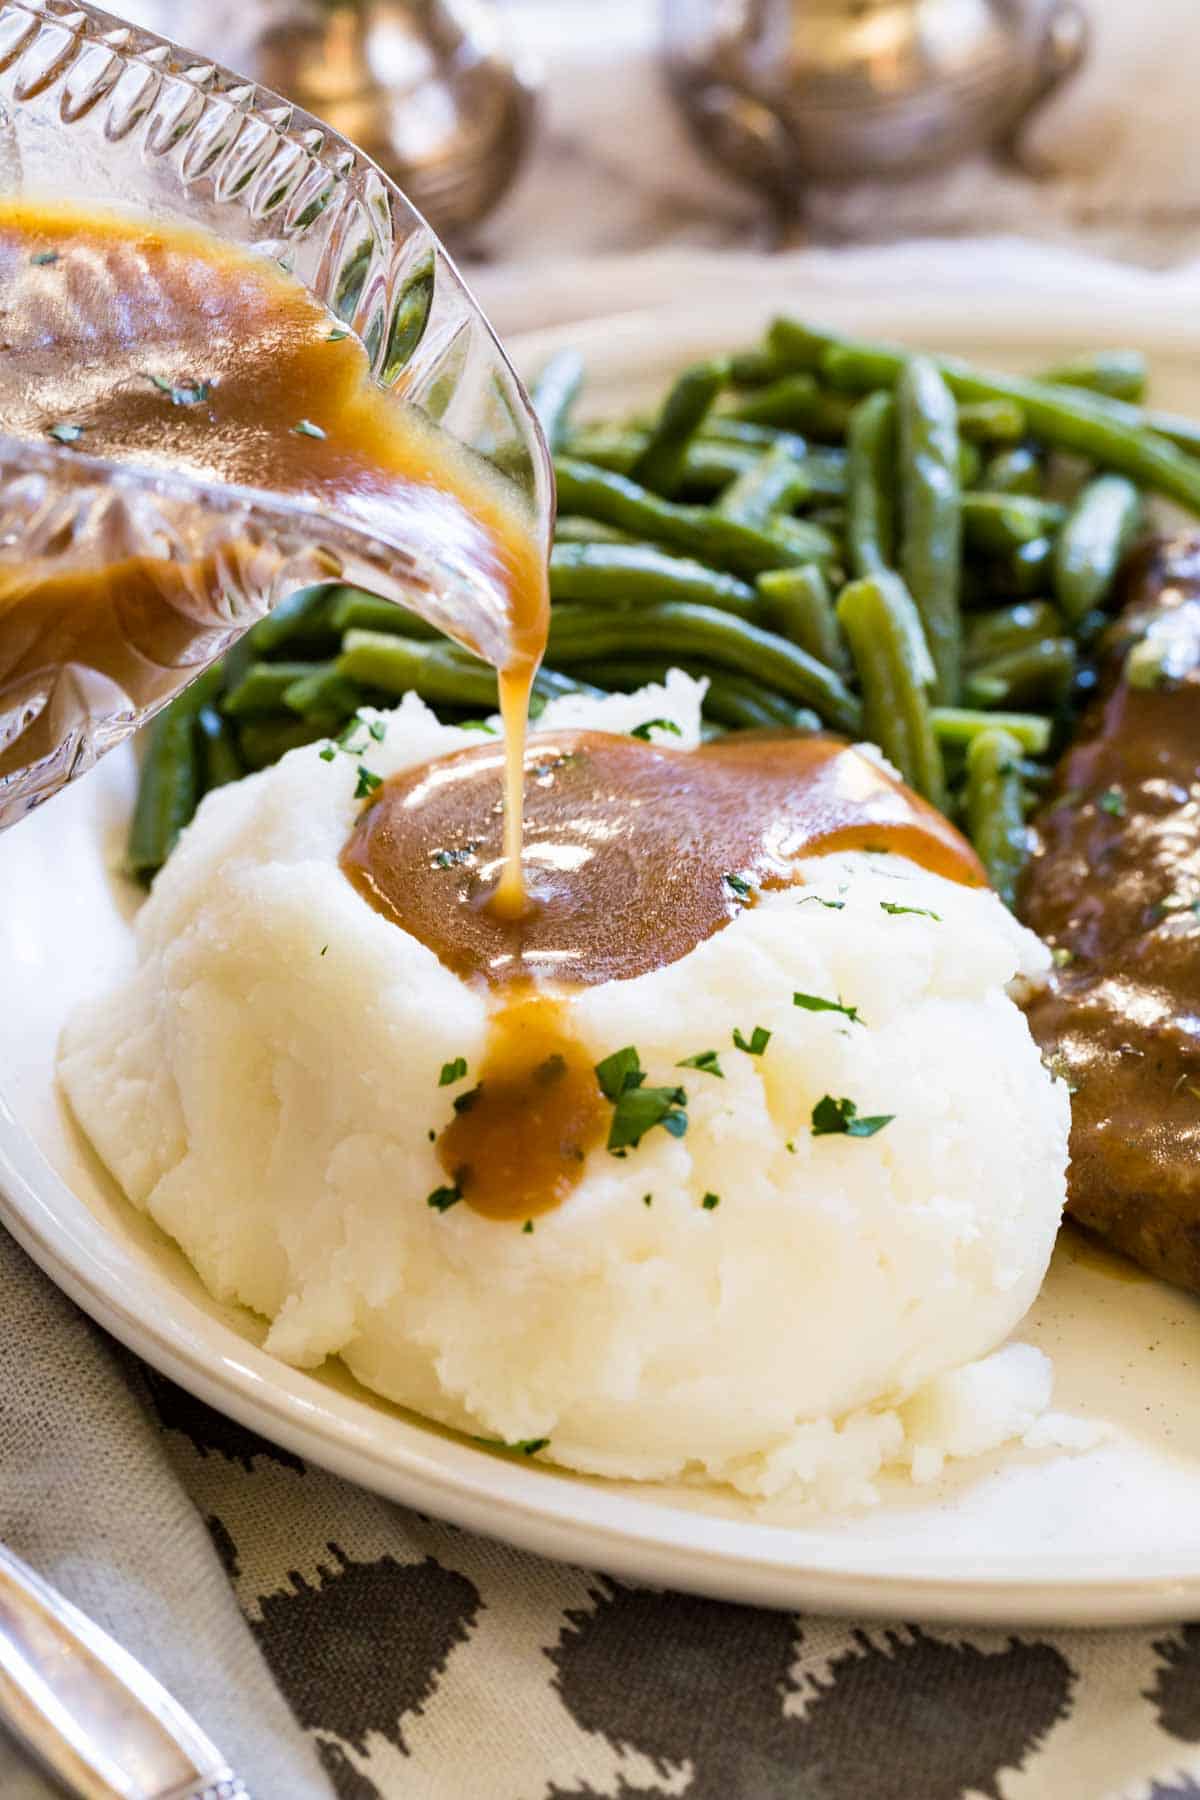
[{"x1": 0, "y1": 1543, "x2": 247, "y2": 1799}]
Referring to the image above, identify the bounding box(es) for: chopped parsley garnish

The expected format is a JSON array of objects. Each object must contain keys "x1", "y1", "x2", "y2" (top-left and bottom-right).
[
  {"x1": 733, "y1": 1025, "x2": 771, "y2": 1056},
  {"x1": 511, "y1": 1437, "x2": 549, "y2": 1456},
  {"x1": 367, "y1": 718, "x2": 387, "y2": 742},
  {"x1": 677, "y1": 1048, "x2": 723, "y2": 1078},
  {"x1": 643, "y1": 1193, "x2": 653, "y2": 1207},
  {"x1": 785, "y1": 1140, "x2": 796, "y2": 1154},
  {"x1": 630, "y1": 717, "x2": 682, "y2": 741},
  {"x1": 522, "y1": 1220, "x2": 534, "y2": 1234},
  {"x1": 701, "y1": 1192, "x2": 721, "y2": 1211},
  {"x1": 433, "y1": 845, "x2": 475, "y2": 869},
  {"x1": 724, "y1": 871, "x2": 752, "y2": 901},
  {"x1": 1149, "y1": 893, "x2": 1200, "y2": 925},
  {"x1": 594, "y1": 1046, "x2": 688, "y2": 1152},
  {"x1": 427, "y1": 1128, "x2": 436, "y2": 1142},
  {"x1": 319, "y1": 743, "x2": 337, "y2": 762},
  {"x1": 354, "y1": 764, "x2": 382, "y2": 798},
  {"x1": 1043, "y1": 1053, "x2": 1081, "y2": 1095},
  {"x1": 879, "y1": 901, "x2": 941, "y2": 921},
  {"x1": 327, "y1": 327, "x2": 350, "y2": 341},
  {"x1": 30, "y1": 250, "x2": 58, "y2": 266},
  {"x1": 320, "y1": 944, "x2": 328, "y2": 957},
  {"x1": 1098, "y1": 786, "x2": 1126, "y2": 818},
  {"x1": 458, "y1": 719, "x2": 497, "y2": 733},
  {"x1": 292, "y1": 417, "x2": 326, "y2": 439},
  {"x1": 1051, "y1": 946, "x2": 1075, "y2": 968},
  {"x1": 439, "y1": 1057, "x2": 468, "y2": 1086},
  {"x1": 145, "y1": 372, "x2": 211, "y2": 406},
  {"x1": 798, "y1": 894, "x2": 844, "y2": 910},
  {"x1": 793, "y1": 992, "x2": 863, "y2": 1025},
  {"x1": 427, "y1": 1183, "x2": 462, "y2": 1212},
  {"x1": 811, "y1": 1095, "x2": 894, "y2": 1139},
  {"x1": 47, "y1": 421, "x2": 84, "y2": 444}
]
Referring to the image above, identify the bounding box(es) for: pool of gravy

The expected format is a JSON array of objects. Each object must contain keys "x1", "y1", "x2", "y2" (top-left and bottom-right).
[
  {"x1": 0, "y1": 202, "x2": 546, "y2": 885},
  {"x1": 343, "y1": 728, "x2": 986, "y2": 1221}
]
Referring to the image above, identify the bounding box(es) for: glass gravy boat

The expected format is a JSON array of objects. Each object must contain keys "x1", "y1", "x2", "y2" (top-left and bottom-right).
[{"x1": 0, "y1": 0, "x2": 552, "y2": 828}]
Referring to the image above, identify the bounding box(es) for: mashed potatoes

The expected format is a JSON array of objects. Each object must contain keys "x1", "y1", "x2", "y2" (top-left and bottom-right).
[{"x1": 60, "y1": 674, "x2": 1070, "y2": 1504}]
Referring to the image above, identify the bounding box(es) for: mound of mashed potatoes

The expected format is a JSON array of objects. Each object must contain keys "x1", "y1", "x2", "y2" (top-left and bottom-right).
[{"x1": 59, "y1": 674, "x2": 1071, "y2": 1504}]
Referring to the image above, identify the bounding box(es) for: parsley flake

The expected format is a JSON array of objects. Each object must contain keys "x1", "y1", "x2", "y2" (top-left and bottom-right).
[
  {"x1": 1098, "y1": 786, "x2": 1126, "y2": 818},
  {"x1": 47, "y1": 421, "x2": 84, "y2": 444},
  {"x1": 794, "y1": 992, "x2": 863, "y2": 1026},
  {"x1": 594, "y1": 1046, "x2": 688, "y2": 1152},
  {"x1": 30, "y1": 250, "x2": 58, "y2": 266},
  {"x1": 701, "y1": 1192, "x2": 721, "y2": 1211},
  {"x1": 458, "y1": 719, "x2": 497, "y2": 734},
  {"x1": 427, "y1": 1128, "x2": 436, "y2": 1142},
  {"x1": 643, "y1": 1193, "x2": 653, "y2": 1207},
  {"x1": 354, "y1": 764, "x2": 382, "y2": 798},
  {"x1": 145, "y1": 372, "x2": 211, "y2": 406},
  {"x1": 318, "y1": 742, "x2": 337, "y2": 762},
  {"x1": 1051, "y1": 946, "x2": 1075, "y2": 968},
  {"x1": 677, "y1": 1048, "x2": 724, "y2": 1078},
  {"x1": 427, "y1": 1183, "x2": 462, "y2": 1212},
  {"x1": 439, "y1": 1057, "x2": 468, "y2": 1086},
  {"x1": 367, "y1": 718, "x2": 387, "y2": 742},
  {"x1": 880, "y1": 901, "x2": 941, "y2": 921},
  {"x1": 724, "y1": 871, "x2": 752, "y2": 901},
  {"x1": 798, "y1": 894, "x2": 844, "y2": 910},
  {"x1": 733, "y1": 1025, "x2": 771, "y2": 1056},
  {"x1": 327, "y1": 327, "x2": 350, "y2": 341},
  {"x1": 319, "y1": 944, "x2": 328, "y2": 957},
  {"x1": 512, "y1": 1437, "x2": 549, "y2": 1455},
  {"x1": 292, "y1": 417, "x2": 326, "y2": 439},
  {"x1": 522, "y1": 1220, "x2": 534, "y2": 1234},
  {"x1": 811, "y1": 1095, "x2": 894, "y2": 1139},
  {"x1": 630, "y1": 717, "x2": 682, "y2": 741}
]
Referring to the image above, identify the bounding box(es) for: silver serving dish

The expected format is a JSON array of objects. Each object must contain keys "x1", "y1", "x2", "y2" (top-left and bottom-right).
[{"x1": 662, "y1": 0, "x2": 1090, "y2": 196}]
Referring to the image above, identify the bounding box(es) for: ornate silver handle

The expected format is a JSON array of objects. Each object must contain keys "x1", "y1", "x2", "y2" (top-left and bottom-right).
[{"x1": 0, "y1": 1543, "x2": 249, "y2": 1800}]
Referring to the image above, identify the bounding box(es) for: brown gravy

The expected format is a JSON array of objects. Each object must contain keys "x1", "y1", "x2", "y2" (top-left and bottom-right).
[
  {"x1": 343, "y1": 727, "x2": 985, "y2": 988},
  {"x1": 346, "y1": 726, "x2": 985, "y2": 1224},
  {"x1": 0, "y1": 202, "x2": 546, "y2": 892}
]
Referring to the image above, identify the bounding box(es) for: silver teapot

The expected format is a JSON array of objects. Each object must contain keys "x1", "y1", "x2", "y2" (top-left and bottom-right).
[{"x1": 662, "y1": 0, "x2": 1090, "y2": 197}]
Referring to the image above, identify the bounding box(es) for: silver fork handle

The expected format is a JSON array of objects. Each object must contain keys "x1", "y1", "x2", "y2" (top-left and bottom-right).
[{"x1": 0, "y1": 1543, "x2": 249, "y2": 1800}]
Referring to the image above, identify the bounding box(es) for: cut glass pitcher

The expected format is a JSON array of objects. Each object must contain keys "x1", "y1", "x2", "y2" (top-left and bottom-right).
[{"x1": 0, "y1": 0, "x2": 552, "y2": 828}]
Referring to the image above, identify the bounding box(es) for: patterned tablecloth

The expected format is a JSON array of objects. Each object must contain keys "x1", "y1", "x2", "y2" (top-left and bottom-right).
[{"x1": 6, "y1": 4, "x2": 1200, "y2": 1798}]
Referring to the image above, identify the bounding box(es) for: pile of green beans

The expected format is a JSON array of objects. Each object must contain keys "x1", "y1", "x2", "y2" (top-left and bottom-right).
[{"x1": 131, "y1": 323, "x2": 1180, "y2": 896}]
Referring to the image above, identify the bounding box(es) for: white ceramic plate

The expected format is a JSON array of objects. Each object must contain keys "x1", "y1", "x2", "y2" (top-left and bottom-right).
[{"x1": 5, "y1": 282, "x2": 1200, "y2": 1628}]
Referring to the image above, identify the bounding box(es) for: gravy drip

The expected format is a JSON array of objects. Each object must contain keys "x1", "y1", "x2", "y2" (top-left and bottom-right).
[
  {"x1": 343, "y1": 726, "x2": 985, "y2": 988},
  {"x1": 0, "y1": 202, "x2": 545, "y2": 897}
]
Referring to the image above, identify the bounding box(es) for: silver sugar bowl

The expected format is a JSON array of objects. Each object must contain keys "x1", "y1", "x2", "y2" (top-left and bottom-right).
[{"x1": 662, "y1": 0, "x2": 1090, "y2": 198}]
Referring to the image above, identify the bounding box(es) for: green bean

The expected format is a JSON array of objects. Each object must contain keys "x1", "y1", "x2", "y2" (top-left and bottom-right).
[
  {"x1": 567, "y1": 429, "x2": 759, "y2": 494},
  {"x1": 846, "y1": 390, "x2": 896, "y2": 578},
  {"x1": 222, "y1": 661, "x2": 331, "y2": 716},
  {"x1": 549, "y1": 542, "x2": 760, "y2": 617},
  {"x1": 958, "y1": 399, "x2": 1028, "y2": 444},
  {"x1": 545, "y1": 603, "x2": 862, "y2": 733},
  {"x1": 1039, "y1": 350, "x2": 1147, "y2": 404},
  {"x1": 126, "y1": 666, "x2": 222, "y2": 880},
  {"x1": 966, "y1": 728, "x2": 1028, "y2": 905},
  {"x1": 530, "y1": 349, "x2": 585, "y2": 452},
  {"x1": 326, "y1": 590, "x2": 440, "y2": 638},
  {"x1": 727, "y1": 373, "x2": 855, "y2": 441},
  {"x1": 758, "y1": 566, "x2": 849, "y2": 671},
  {"x1": 554, "y1": 458, "x2": 827, "y2": 576},
  {"x1": 728, "y1": 347, "x2": 786, "y2": 386},
  {"x1": 701, "y1": 417, "x2": 807, "y2": 454},
  {"x1": 284, "y1": 666, "x2": 373, "y2": 720},
  {"x1": 632, "y1": 358, "x2": 727, "y2": 496},
  {"x1": 237, "y1": 716, "x2": 336, "y2": 770},
  {"x1": 961, "y1": 493, "x2": 1066, "y2": 555},
  {"x1": 897, "y1": 356, "x2": 962, "y2": 704},
  {"x1": 195, "y1": 705, "x2": 243, "y2": 790},
  {"x1": 964, "y1": 638, "x2": 1076, "y2": 709},
  {"x1": 715, "y1": 441, "x2": 808, "y2": 525},
  {"x1": 249, "y1": 585, "x2": 336, "y2": 653},
  {"x1": 553, "y1": 515, "x2": 636, "y2": 546},
  {"x1": 1006, "y1": 533, "x2": 1056, "y2": 597},
  {"x1": 1053, "y1": 474, "x2": 1143, "y2": 623},
  {"x1": 338, "y1": 632, "x2": 600, "y2": 710},
  {"x1": 982, "y1": 445, "x2": 1042, "y2": 497},
  {"x1": 932, "y1": 707, "x2": 1052, "y2": 755},
  {"x1": 957, "y1": 441, "x2": 983, "y2": 489},
  {"x1": 836, "y1": 573, "x2": 945, "y2": 806},
  {"x1": 965, "y1": 602, "x2": 1065, "y2": 668},
  {"x1": 775, "y1": 323, "x2": 1200, "y2": 517},
  {"x1": 703, "y1": 423, "x2": 850, "y2": 499}
]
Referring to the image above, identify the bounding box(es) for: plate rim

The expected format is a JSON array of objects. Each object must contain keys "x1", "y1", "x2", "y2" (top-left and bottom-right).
[{"x1": 7, "y1": 275, "x2": 1200, "y2": 1627}]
